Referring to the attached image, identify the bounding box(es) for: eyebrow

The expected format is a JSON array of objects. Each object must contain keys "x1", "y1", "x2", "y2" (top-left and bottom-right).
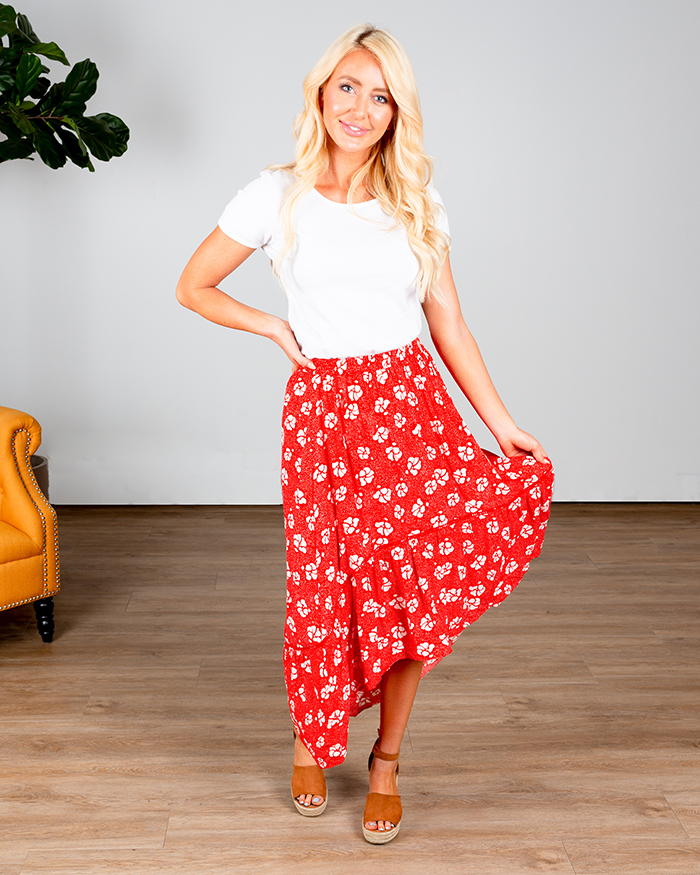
[{"x1": 338, "y1": 74, "x2": 390, "y2": 94}]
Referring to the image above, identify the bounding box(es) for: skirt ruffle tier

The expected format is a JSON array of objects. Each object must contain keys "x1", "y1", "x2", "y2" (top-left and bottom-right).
[{"x1": 281, "y1": 338, "x2": 553, "y2": 767}]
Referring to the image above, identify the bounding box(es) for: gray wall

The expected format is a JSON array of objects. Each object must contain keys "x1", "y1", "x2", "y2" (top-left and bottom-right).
[{"x1": 1, "y1": 0, "x2": 699, "y2": 502}]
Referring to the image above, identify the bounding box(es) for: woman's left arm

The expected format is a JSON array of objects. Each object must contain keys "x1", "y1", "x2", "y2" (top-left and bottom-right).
[{"x1": 422, "y1": 256, "x2": 549, "y2": 463}]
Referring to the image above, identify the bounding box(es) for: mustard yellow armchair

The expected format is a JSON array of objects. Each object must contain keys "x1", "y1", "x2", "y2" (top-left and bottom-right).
[{"x1": 0, "y1": 407, "x2": 60, "y2": 642}]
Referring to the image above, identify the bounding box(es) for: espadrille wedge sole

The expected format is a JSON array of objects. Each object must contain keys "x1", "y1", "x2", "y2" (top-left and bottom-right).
[
  {"x1": 291, "y1": 730, "x2": 327, "y2": 816},
  {"x1": 363, "y1": 738, "x2": 402, "y2": 844}
]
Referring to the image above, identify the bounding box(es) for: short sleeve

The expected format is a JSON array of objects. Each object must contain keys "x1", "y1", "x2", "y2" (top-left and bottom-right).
[
  {"x1": 428, "y1": 183, "x2": 450, "y2": 238},
  {"x1": 218, "y1": 171, "x2": 281, "y2": 250}
]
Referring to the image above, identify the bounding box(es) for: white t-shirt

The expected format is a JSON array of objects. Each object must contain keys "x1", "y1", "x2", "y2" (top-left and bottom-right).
[{"x1": 218, "y1": 169, "x2": 450, "y2": 359}]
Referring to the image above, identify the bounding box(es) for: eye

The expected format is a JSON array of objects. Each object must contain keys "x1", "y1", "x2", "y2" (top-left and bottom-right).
[
  {"x1": 340, "y1": 83, "x2": 354, "y2": 93},
  {"x1": 374, "y1": 95, "x2": 388, "y2": 104}
]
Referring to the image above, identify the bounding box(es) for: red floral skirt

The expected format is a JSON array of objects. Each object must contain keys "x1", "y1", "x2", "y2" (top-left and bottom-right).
[{"x1": 281, "y1": 338, "x2": 553, "y2": 768}]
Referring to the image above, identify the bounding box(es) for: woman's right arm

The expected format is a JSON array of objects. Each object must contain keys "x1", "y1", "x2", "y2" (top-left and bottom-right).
[{"x1": 176, "y1": 227, "x2": 314, "y2": 370}]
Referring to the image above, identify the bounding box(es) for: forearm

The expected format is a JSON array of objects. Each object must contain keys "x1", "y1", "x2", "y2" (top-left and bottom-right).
[
  {"x1": 177, "y1": 282, "x2": 285, "y2": 343},
  {"x1": 429, "y1": 320, "x2": 516, "y2": 443}
]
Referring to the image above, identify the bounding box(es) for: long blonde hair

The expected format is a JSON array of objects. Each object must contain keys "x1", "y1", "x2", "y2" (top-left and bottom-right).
[{"x1": 272, "y1": 24, "x2": 450, "y2": 303}]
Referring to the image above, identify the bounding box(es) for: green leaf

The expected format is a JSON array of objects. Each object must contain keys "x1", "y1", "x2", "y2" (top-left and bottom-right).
[
  {"x1": 28, "y1": 40, "x2": 69, "y2": 65},
  {"x1": 73, "y1": 113, "x2": 115, "y2": 161},
  {"x1": 0, "y1": 135, "x2": 33, "y2": 162},
  {"x1": 31, "y1": 121, "x2": 66, "y2": 168},
  {"x1": 0, "y1": 71, "x2": 14, "y2": 92},
  {"x1": 94, "y1": 111, "x2": 129, "y2": 156},
  {"x1": 0, "y1": 4, "x2": 16, "y2": 39},
  {"x1": 15, "y1": 50, "x2": 41, "y2": 100},
  {"x1": 35, "y1": 80, "x2": 63, "y2": 114},
  {"x1": 29, "y1": 75, "x2": 49, "y2": 99},
  {"x1": 6, "y1": 99, "x2": 35, "y2": 134},
  {"x1": 57, "y1": 58, "x2": 98, "y2": 114},
  {"x1": 15, "y1": 12, "x2": 38, "y2": 45},
  {"x1": 0, "y1": 111, "x2": 22, "y2": 138},
  {"x1": 56, "y1": 123, "x2": 92, "y2": 169}
]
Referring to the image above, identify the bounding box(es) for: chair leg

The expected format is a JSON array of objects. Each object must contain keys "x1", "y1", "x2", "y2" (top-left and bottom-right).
[{"x1": 33, "y1": 597, "x2": 55, "y2": 643}]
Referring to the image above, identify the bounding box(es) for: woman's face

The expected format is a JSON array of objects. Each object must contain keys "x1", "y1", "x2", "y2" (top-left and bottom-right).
[{"x1": 321, "y1": 49, "x2": 395, "y2": 159}]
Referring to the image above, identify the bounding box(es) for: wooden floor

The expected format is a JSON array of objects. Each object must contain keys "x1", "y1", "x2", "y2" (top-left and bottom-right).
[{"x1": 1, "y1": 504, "x2": 699, "y2": 874}]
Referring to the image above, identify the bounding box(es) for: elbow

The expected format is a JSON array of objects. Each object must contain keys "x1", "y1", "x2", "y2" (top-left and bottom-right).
[{"x1": 175, "y1": 278, "x2": 195, "y2": 310}]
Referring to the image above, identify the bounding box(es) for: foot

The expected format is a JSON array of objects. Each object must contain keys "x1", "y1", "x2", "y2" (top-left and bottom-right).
[
  {"x1": 293, "y1": 733, "x2": 325, "y2": 809},
  {"x1": 365, "y1": 751, "x2": 399, "y2": 833}
]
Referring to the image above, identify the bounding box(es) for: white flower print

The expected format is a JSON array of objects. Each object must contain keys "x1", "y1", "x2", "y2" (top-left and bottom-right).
[
  {"x1": 396, "y1": 482, "x2": 408, "y2": 498},
  {"x1": 375, "y1": 520, "x2": 394, "y2": 536},
  {"x1": 471, "y1": 554, "x2": 486, "y2": 570},
  {"x1": 358, "y1": 467, "x2": 375, "y2": 486},
  {"x1": 375, "y1": 397, "x2": 390, "y2": 414},
  {"x1": 433, "y1": 391, "x2": 444, "y2": 405},
  {"x1": 304, "y1": 563, "x2": 318, "y2": 581},
  {"x1": 343, "y1": 517, "x2": 359, "y2": 535},
  {"x1": 374, "y1": 487, "x2": 392, "y2": 503},
  {"x1": 344, "y1": 403, "x2": 359, "y2": 420},
  {"x1": 407, "y1": 391, "x2": 418, "y2": 407},
  {"x1": 332, "y1": 460, "x2": 347, "y2": 478},
  {"x1": 294, "y1": 488, "x2": 306, "y2": 505},
  {"x1": 424, "y1": 479, "x2": 437, "y2": 496},
  {"x1": 391, "y1": 547, "x2": 405, "y2": 561},
  {"x1": 328, "y1": 744, "x2": 345, "y2": 758},
  {"x1": 393, "y1": 384, "x2": 407, "y2": 401},
  {"x1": 434, "y1": 469, "x2": 448, "y2": 486},
  {"x1": 296, "y1": 599, "x2": 310, "y2": 617},
  {"x1": 327, "y1": 709, "x2": 345, "y2": 729},
  {"x1": 281, "y1": 469, "x2": 289, "y2": 485},
  {"x1": 417, "y1": 642, "x2": 435, "y2": 657},
  {"x1": 439, "y1": 588, "x2": 462, "y2": 604},
  {"x1": 457, "y1": 445, "x2": 475, "y2": 462},
  {"x1": 505, "y1": 560, "x2": 519, "y2": 574},
  {"x1": 447, "y1": 492, "x2": 459, "y2": 507},
  {"x1": 412, "y1": 498, "x2": 426, "y2": 518},
  {"x1": 312, "y1": 372, "x2": 322, "y2": 388},
  {"x1": 306, "y1": 625, "x2": 327, "y2": 643},
  {"x1": 426, "y1": 446, "x2": 437, "y2": 461},
  {"x1": 324, "y1": 412, "x2": 338, "y2": 430},
  {"x1": 420, "y1": 615, "x2": 435, "y2": 631},
  {"x1": 407, "y1": 457, "x2": 422, "y2": 475},
  {"x1": 434, "y1": 562, "x2": 453, "y2": 580},
  {"x1": 520, "y1": 524, "x2": 533, "y2": 538},
  {"x1": 373, "y1": 426, "x2": 389, "y2": 443},
  {"x1": 322, "y1": 375, "x2": 333, "y2": 391},
  {"x1": 501, "y1": 527, "x2": 511, "y2": 541},
  {"x1": 376, "y1": 368, "x2": 388, "y2": 384},
  {"x1": 386, "y1": 445, "x2": 402, "y2": 461},
  {"x1": 431, "y1": 513, "x2": 449, "y2": 528},
  {"x1": 284, "y1": 447, "x2": 292, "y2": 462},
  {"x1": 394, "y1": 505, "x2": 405, "y2": 520},
  {"x1": 284, "y1": 414, "x2": 296, "y2": 431},
  {"x1": 296, "y1": 428, "x2": 308, "y2": 447},
  {"x1": 401, "y1": 563, "x2": 414, "y2": 580},
  {"x1": 406, "y1": 597, "x2": 419, "y2": 613},
  {"x1": 486, "y1": 520, "x2": 500, "y2": 534},
  {"x1": 430, "y1": 419, "x2": 444, "y2": 434},
  {"x1": 357, "y1": 446, "x2": 371, "y2": 460},
  {"x1": 422, "y1": 543, "x2": 434, "y2": 559},
  {"x1": 394, "y1": 413, "x2": 406, "y2": 429},
  {"x1": 313, "y1": 464, "x2": 327, "y2": 482},
  {"x1": 439, "y1": 539, "x2": 454, "y2": 555},
  {"x1": 348, "y1": 554, "x2": 363, "y2": 570},
  {"x1": 301, "y1": 401, "x2": 312, "y2": 415},
  {"x1": 347, "y1": 384, "x2": 363, "y2": 401},
  {"x1": 294, "y1": 382, "x2": 307, "y2": 396}
]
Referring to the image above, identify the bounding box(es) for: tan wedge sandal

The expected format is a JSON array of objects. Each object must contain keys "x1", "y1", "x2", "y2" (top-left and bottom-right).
[
  {"x1": 362, "y1": 738, "x2": 402, "y2": 844},
  {"x1": 291, "y1": 731, "x2": 327, "y2": 817}
]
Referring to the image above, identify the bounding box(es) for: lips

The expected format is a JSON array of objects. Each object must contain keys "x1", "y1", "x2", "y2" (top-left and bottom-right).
[{"x1": 340, "y1": 120, "x2": 369, "y2": 137}]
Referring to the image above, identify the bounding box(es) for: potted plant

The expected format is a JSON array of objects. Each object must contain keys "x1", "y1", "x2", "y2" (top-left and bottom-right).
[
  {"x1": 0, "y1": 3, "x2": 129, "y2": 169},
  {"x1": 1, "y1": 4, "x2": 130, "y2": 498}
]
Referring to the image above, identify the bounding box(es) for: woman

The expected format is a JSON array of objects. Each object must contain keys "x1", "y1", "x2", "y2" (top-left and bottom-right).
[{"x1": 177, "y1": 24, "x2": 553, "y2": 844}]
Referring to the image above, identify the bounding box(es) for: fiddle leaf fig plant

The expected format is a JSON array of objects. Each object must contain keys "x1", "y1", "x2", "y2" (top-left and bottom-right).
[{"x1": 0, "y1": 3, "x2": 129, "y2": 170}]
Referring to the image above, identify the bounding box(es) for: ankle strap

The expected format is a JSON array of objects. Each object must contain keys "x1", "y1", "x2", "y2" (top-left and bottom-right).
[{"x1": 372, "y1": 739, "x2": 400, "y2": 762}]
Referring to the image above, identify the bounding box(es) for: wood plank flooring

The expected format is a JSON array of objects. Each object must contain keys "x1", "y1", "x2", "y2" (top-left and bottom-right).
[{"x1": 0, "y1": 503, "x2": 698, "y2": 874}]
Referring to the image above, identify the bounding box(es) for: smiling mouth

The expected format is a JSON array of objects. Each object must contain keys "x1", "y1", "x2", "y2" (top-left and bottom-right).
[{"x1": 340, "y1": 121, "x2": 368, "y2": 136}]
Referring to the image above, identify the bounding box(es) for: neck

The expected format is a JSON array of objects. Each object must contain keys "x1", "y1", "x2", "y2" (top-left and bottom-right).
[{"x1": 322, "y1": 146, "x2": 371, "y2": 195}]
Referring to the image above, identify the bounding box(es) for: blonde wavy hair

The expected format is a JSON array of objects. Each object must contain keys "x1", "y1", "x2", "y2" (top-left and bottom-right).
[{"x1": 271, "y1": 24, "x2": 450, "y2": 303}]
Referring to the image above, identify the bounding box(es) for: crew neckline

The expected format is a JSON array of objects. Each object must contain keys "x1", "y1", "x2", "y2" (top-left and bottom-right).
[{"x1": 312, "y1": 187, "x2": 377, "y2": 206}]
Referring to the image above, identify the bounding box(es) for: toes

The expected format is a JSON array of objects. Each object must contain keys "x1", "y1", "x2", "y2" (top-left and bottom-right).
[
  {"x1": 365, "y1": 821, "x2": 378, "y2": 831},
  {"x1": 311, "y1": 795, "x2": 324, "y2": 806}
]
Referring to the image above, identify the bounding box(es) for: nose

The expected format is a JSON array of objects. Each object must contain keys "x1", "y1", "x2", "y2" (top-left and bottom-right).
[{"x1": 350, "y1": 93, "x2": 369, "y2": 119}]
